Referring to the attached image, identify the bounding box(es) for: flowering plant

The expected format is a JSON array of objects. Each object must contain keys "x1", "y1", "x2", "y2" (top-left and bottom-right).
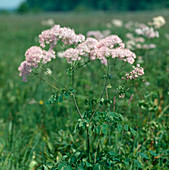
[{"x1": 18, "y1": 24, "x2": 144, "y2": 169}]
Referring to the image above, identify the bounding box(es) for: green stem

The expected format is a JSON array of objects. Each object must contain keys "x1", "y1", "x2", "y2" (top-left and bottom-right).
[
  {"x1": 72, "y1": 94, "x2": 83, "y2": 120},
  {"x1": 40, "y1": 66, "x2": 67, "y2": 89},
  {"x1": 32, "y1": 71, "x2": 58, "y2": 91},
  {"x1": 87, "y1": 127, "x2": 90, "y2": 162},
  {"x1": 90, "y1": 64, "x2": 109, "y2": 121},
  {"x1": 72, "y1": 59, "x2": 90, "y2": 72},
  {"x1": 33, "y1": 70, "x2": 83, "y2": 120}
]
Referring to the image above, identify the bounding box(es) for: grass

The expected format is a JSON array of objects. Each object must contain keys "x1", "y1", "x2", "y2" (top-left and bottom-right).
[{"x1": 0, "y1": 10, "x2": 168, "y2": 169}]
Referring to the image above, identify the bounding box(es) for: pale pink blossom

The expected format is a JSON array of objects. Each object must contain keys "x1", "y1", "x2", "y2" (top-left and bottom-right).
[
  {"x1": 64, "y1": 35, "x2": 136, "y2": 66},
  {"x1": 18, "y1": 46, "x2": 55, "y2": 82},
  {"x1": 97, "y1": 35, "x2": 125, "y2": 49},
  {"x1": 125, "y1": 21, "x2": 147, "y2": 31},
  {"x1": 87, "y1": 31, "x2": 104, "y2": 40},
  {"x1": 142, "y1": 44, "x2": 156, "y2": 49},
  {"x1": 63, "y1": 48, "x2": 81, "y2": 63},
  {"x1": 135, "y1": 26, "x2": 159, "y2": 38},
  {"x1": 125, "y1": 64, "x2": 144, "y2": 79},
  {"x1": 24, "y1": 46, "x2": 43, "y2": 67},
  {"x1": 87, "y1": 30, "x2": 111, "y2": 40},
  {"x1": 18, "y1": 61, "x2": 32, "y2": 82},
  {"x1": 77, "y1": 38, "x2": 98, "y2": 55},
  {"x1": 39, "y1": 25, "x2": 85, "y2": 49}
]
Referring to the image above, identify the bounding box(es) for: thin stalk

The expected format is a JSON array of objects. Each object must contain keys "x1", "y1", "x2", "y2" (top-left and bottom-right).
[
  {"x1": 71, "y1": 64, "x2": 83, "y2": 120},
  {"x1": 113, "y1": 96, "x2": 116, "y2": 112},
  {"x1": 94, "y1": 126, "x2": 102, "y2": 163},
  {"x1": 72, "y1": 59, "x2": 90, "y2": 72},
  {"x1": 72, "y1": 94, "x2": 83, "y2": 120},
  {"x1": 87, "y1": 127, "x2": 90, "y2": 162},
  {"x1": 33, "y1": 70, "x2": 83, "y2": 120},
  {"x1": 32, "y1": 71, "x2": 58, "y2": 91},
  {"x1": 105, "y1": 86, "x2": 109, "y2": 99},
  {"x1": 94, "y1": 138, "x2": 100, "y2": 164},
  {"x1": 90, "y1": 64, "x2": 109, "y2": 121},
  {"x1": 71, "y1": 63, "x2": 75, "y2": 88},
  {"x1": 40, "y1": 66, "x2": 67, "y2": 89}
]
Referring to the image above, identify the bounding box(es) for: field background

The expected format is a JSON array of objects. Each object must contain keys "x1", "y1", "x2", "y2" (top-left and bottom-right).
[{"x1": 0, "y1": 10, "x2": 169, "y2": 169}]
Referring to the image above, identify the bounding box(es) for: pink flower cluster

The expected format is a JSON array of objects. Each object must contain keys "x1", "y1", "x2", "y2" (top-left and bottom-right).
[
  {"x1": 19, "y1": 25, "x2": 144, "y2": 82},
  {"x1": 19, "y1": 25, "x2": 85, "y2": 82},
  {"x1": 124, "y1": 64, "x2": 144, "y2": 79},
  {"x1": 135, "y1": 26, "x2": 159, "y2": 38},
  {"x1": 125, "y1": 21, "x2": 147, "y2": 31},
  {"x1": 125, "y1": 33, "x2": 156, "y2": 50},
  {"x1": 64, "y1": 35, "x2": 136, "y2": 66},
  {"x1": 18, "y1": 46, "x2": 55, "y2": 82},
  {"x1": 87, "y1": 30, "x2": 111, "y2": 40},
  {"x1": 39, "y1": 25, "x2": 85, "y2": 49}
]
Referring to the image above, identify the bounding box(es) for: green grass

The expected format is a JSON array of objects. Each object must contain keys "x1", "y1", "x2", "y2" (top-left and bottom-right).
[{"x1": 0, "y1": 11, "x2": 168, "y2": 169}]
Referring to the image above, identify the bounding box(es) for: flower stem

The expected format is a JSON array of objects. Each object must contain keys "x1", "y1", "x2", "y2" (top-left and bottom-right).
[
  {"x1": 90, "y1": 64, "x2": 109, "y2": 121},
  {"x1": 87, "y1": 127, "x2": 90, "y2": 162},
  {"x1": 39, "y1": 66, "x2": 84, "y2": 120}
]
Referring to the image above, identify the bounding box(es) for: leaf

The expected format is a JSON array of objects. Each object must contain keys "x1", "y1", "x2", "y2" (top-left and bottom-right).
[
  {"x1": 124, "y1": 124, "x2": 128, "y2": 131},
  {"x1": 43, "y1": 165, "x2": 49, "y2": 170},
  {"x1": 69, "y1": 89, "x2": 76, "y2": 93},
  {"x1": 108, "y1": 151, "x2": 116, "y2": 156},
  {"x1": 96, "y1": 126, "x2": 101, "y2": 134},
  {"x1": 82, "y1": 159, "x2": 93, "y2": 167},
  {"x1": 117, "y1": 124, "x2": 123, "y2": 133},
  {"x1": 85, "y1": 161, "x2": 92, "y2": 167},
  {"x1": 58, "y1": 95, "x2": 63, "y2": 103},
  {"x1": 130, "y1": 127, "x2": 136, "y2": 136},
  {"x1": 76, "y1": 166, "x2": 84, "y2": 170},
  {"x1": 139, "y1": 153, "x2": 149, "y2": 160},
  {"x1": 58, "y1": 163, "x2": 66, "y2": 169},
  {"x1": 124, "y1": 158, "x2": 130, "y2": 166},
  {"x1": 74, "y1": 151, "x2": 81, "y2": 158},
  {"x1": 63, "y1": 91, "x2": 70, "y2": 99},
  {"x1": 134, "y1": 159, "x2": 142, "y2": 168},
  {"x1": 70, "y1": 156, "x2": 76, "y2": 164},
  {"x1": 61, "y1": 165, "x2": 73, "y2": 170},
  {"x1": 93, "y1": 164, "x2": 102, "y2": 170},
  {"x1": 102, "y1": 124, "x2": 108, "y2": 135},
  {"x1": 149, "y1": 150, "x2": 156, "y2": 157},
  {"x1": 29, "y1": 160, "x2": 37, "y2": 170}
]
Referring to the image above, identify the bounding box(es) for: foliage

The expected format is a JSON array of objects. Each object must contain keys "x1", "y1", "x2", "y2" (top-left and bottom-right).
[
  {"x1": 26, "y1": 0, "x2": 169, "y2": 11},
  {"x1": 0, "y1": 11, "x2": 168, "y2": 169},
  {"x1": 17, "y1": 2, "x2": 30, "y2": 14}
]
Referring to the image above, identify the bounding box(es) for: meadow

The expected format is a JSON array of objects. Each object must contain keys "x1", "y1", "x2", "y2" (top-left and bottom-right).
[{"x1": 0, "y1": 10, "x2": 168, "y2": 169}]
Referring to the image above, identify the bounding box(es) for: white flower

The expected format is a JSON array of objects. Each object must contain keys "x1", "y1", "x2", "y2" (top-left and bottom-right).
[
  {"x1": 112, "y1": 19, "x2": 123, "y2": 27},
  {"x1": 149, "y1": 16, "x2": 166, "y2": 28},
  {"x1": 45, "y1": 68, "x2": 52, "y2": 75}
]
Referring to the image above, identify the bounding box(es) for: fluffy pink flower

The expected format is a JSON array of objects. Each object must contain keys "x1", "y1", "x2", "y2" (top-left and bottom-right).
[
  {"x1": 97, "y1": 35, "x2": 125, "y2": 49},
  {"x1": 77, "y1": 38, "x2": 98, "y2": 55},
  {"x1": 87, "y1": 31, "x2": 104, "y2": 40},
  {"x1": 86, "y1": 30, "x2": 111, "y2": 40},
  {"x1": 135, "y1": 26, "x2": 159, "y2": 38},
  {"x1": 25, "y1": 46, "x2": 43, "y2": 67},
  {"x1": 64, "y1": 35, "x2": 136, "y2": 66},
  {"x1": 18, "y1": 61, "x2": 31, "y2": 82},
  {"x1": 39, "y1": 25, "x2": 85, "y2": 49},
  {"x1": 42, "y1": 49, "x2": 55, "y2": 64},
  {"x1": 63, "y1": 48, "x2": 81, "y2": 63},
  {"x1": 18, "y1": 46, "x2": 55, "y2": 82},
  {"x1": 125, "y1": 64, "x2": 144, "y2": 79}
]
